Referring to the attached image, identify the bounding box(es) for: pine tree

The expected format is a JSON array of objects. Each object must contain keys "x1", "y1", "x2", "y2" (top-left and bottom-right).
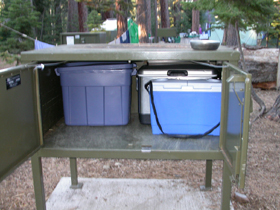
[
  {"x1": 160, "y1": 0, "x2": 169, "y2": 28},
  {"x1": 185, "y1": 0, "x2": 277, "y2": 120},
  {"x1": 78, "y1": 1, "x2": 88, "y2": 32},
  {"x1": 191, "y1": 0, "x2": 199, "y2": 33},
  {"x1": 87, "y1": 10, "x2": 102, "y2": 30},
  {"x1": 68, "y1": 0, "x2": 79, "y2": 32},
  {"x1": 116, "y1": 0, "x2": 128, "y2": 38},
  {"x1": 271, "y1": 1, "x2": 280, "y2": 48},
  {"x1": 31, "y1": 0, "x2": 68, "y2": 45},
  {"x1": 137, "y1": 0, "x2": 148, "y2": 43},
  {"x1": 81, "y1": 0, "x2": 133, "y2": 38},
  {"x1": 0, "y1": 0, "x2": 41, "y2": 53}
]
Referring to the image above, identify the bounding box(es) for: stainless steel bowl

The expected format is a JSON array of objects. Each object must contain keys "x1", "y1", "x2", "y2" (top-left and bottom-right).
[{"x1": 190, "y1": 40, "x2": 220, "y2": 50}]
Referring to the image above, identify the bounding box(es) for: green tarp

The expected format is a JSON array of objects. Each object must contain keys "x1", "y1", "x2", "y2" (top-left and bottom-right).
[{"x1": 128, "y1": 19, "x2": 139, "y2": 43}]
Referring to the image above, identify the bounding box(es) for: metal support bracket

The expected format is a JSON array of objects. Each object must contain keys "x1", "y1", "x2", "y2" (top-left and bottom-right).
[
  {"x1": 70, "y1": 157, "x2": 83, "y2": 189},
  {"x1": 31, "y1": 154, "x2": 46, "y2": 210},
  {"x1": 200, "y1": 160, "x2": 213, "y2": 191},
  {"x1": 221, "y1": 161, "x2": 232, "y2": 210},
  {"x1": 70, "y1": 183, "x2": 84, "y2": 189},
  {"x1": 200, "y1": 185, "x2": 212, "y2": 191},
  {"x1": 226, "y1": 74, "x2": 246, "y2": 83}
]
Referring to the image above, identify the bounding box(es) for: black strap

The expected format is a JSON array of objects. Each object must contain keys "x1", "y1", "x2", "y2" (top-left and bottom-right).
[{"x1": 145, "y1": 80, "x2": 220, "y2": 139}]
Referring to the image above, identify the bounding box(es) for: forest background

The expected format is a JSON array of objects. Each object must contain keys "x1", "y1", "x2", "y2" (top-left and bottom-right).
[
  {"x1": 0, "y1": 1, "x2": 280, "y2": 209},
  {"x1": 0, "y1": 0, "x2": 279, "y2": 54},
  {"x1": 0, "y1": 0, "x2": 194, "y2": 53},
  {"x1": 0, "y1": 0, "x2": 279, "y2": 116}
]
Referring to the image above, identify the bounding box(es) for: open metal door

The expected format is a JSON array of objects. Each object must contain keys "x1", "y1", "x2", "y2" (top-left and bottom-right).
[
  {"x1": 0, "y1": 64, "x2": 42, "y2": 182},
  {"x1": 219, "y1": 62, "x2": 252, "y2": 189}
]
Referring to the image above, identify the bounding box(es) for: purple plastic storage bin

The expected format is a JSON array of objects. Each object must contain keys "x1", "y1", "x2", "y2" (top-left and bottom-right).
[{"x1": 56, "y1": 63, "x2": 133, "y2": 126}]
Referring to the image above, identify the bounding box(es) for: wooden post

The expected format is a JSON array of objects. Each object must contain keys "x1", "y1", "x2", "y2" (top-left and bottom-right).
[{"x1": 277, "y1": 48, "x2": 280, "y2": 89}]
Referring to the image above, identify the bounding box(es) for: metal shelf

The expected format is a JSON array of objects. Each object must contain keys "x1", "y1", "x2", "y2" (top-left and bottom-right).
[{"x1": 41, "y1": 114, "x2": 221, "y2": 160}]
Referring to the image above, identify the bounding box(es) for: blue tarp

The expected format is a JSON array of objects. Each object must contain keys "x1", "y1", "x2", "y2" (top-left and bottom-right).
[
  {"x1": 34, "y1": 40, "x2": 55, "y2": 50},
  {"x1": 109, "y1": 30, "x2": 131, "y2": 44},
  {"x1": 120, "y1": 30, "x2": 130, "y2": 43}
]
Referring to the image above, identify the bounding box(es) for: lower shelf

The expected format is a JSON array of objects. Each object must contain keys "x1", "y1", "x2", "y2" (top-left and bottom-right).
[{"x1": 43, "y1": 114, "x2": 220, "y2": 153}]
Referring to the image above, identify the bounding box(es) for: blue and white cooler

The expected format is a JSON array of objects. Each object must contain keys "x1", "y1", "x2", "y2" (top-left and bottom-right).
[{"x1": 147, "y1": 79, "x2": 222, "y2": 136}]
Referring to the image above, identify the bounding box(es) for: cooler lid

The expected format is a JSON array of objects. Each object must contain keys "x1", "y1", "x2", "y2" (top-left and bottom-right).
[
  {"x1": 138, "y1": 69, "x2": 216, "y2": 77},
  {"x1": 151, "y1": 79, "x2": 221, "y2": 92},
  {"x1": 137, "y1": 64, "x2": 217, "y2": 78},
  {"x1": 59, "y1": 61, "x2": 128, "y2": 67},
  {"x1": 56, "y1": 63, "x2": 134, "y2": 74}
]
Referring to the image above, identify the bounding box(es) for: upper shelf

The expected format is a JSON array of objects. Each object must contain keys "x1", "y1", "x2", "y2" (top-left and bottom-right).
[{"x1": 21, "y1": 43, "x2": 240, "y2": 63}]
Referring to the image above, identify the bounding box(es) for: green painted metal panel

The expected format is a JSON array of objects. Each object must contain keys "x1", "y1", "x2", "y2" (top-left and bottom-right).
[
  {"x1": 60, "y1": 32, "x2": 107, "y2": 45},
  {"x1": 0, "y1": 65, "x2": 41, "y2": 182},
  {"x1": 38, "y1": 148, "x2": 223, "y2": 160},
  {"x1": 38, "y1": 66, "x2": 64, "y2": 134},
  {"x1": 239, "y1": 74, "x2": 251, "y2": 189},
  {"x1": 220, "y1": 62, "x2": 251, "y2": 189},
  {"x1": 42, "y1": 114, "x2": 220, "y2": 153},
  {"x1": 221, "y1": 161, "x2": 233, "y2": 210},
  {"x1": 31, "y1": 154, "x2": 46, "y2": 210},
  {"x1": 157, "y1": 28, "x2": 177, "y2": 37},
  {"x1": 20, "y1": 44, "x2": 240, "y2": 63},
  {"x1": 106, "y1": 31, "x2": 118, "y2": 43}
]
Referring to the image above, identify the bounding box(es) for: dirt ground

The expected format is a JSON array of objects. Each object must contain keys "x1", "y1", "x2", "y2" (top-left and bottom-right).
[{"x1": 0, "y1": 61, "x2": 280, "y2": 210}]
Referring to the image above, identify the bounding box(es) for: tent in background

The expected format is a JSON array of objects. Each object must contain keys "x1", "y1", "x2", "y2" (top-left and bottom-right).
[
  {"x1": 209, "y1": 27, "x2": 257, "y2": 45},
  {"x1": 100, "y1": 19, "x2": 117, "y2": 31},
  {"x1": 101, "y1": 18, "x2": 139, "y2": 44}
]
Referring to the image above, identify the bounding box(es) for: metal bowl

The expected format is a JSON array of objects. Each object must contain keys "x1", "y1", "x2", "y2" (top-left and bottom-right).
[{"x1": 190, "y1": 40, "x2": 220, "y2": 50}]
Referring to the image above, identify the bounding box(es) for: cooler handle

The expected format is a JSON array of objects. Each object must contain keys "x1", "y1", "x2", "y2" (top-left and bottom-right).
[
  {"x1": 54, "y1": 68, "x2": 60, "y2": 76},
  {"x1": 167, "y1": 70, "x2": 188, "y2": 76},
  {"x1": 145, "y1": 80, "x2": 220, "y2": 139}
]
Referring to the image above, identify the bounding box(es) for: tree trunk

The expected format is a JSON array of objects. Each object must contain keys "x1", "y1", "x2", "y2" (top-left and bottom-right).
[
  {"x1": 266, "y1": 33, "x2": 269, "y2": 48},
  {"x1": 146, "y1": 0, "x2": 151, "y2": 37},
  {"x1": 192, "y1": 0, "x2": 199, "y2": 33},
  {"x1": 116, "y1": 0, "x2": 128, "y2": 38},
  {"x1": 153, "y1": 0, "x2": 158, "y2": 39},
  {"x1": 78, "y1": 2, "x2": 88, "y2": 32},
  {"x1": 277, "y1": 34, "x2": 279, "y2": 48},
  {"x1": 226, "y1": 24, "x2": 237, "y2": 46},
  {"x1": 55, "y1": 1, "x2": 62, "y2": 43},
  {"x1": 266, "y1": 48, "x2": 280, "y2": 121},
  {"x1": 40, "y1": 9, "x2": 44, "y2": 40},
  {"x1": 137, "y1": 0, "x2": 148, "y2": 43},
  {"x1": 222, "y1": 26, "x2": 227, "y2": 45},
  {"x1": 266, "y1": 94, "x2": 280, "y2": 122},
  {"x1": 223, "y1": 24, "x2": 237, "y2": 46},
  {"x1": 160, "y1": 0, "x2": 169, "y2": 28},
  {"x1": 67, "y1": 0, "x2": 79, "y2": 32},
  {"x1": 173, "y1": 2, "x2": 180, "y2": 29},
  {"x1": 235, "y1": 20, "x2": 266, "y2": 120},
  {"x1": 101, "y1": 10, "x2": 113, "y2": 20},
  {"x1": 30, "y1": 0, "x2": 36, "y2": 37}
]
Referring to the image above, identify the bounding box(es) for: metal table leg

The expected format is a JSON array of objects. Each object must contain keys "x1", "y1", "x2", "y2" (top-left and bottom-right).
[
  {"x1": 31, "y1": 153, "x2": 46, "y2": 210},
  {"x1": 70, "y1": 157, "x2": 83, "y2": 189},
  {"x1": 200, "y1": 159, "x2": 212, "y2": 191},
  {"x1": 221, "y1": 161, "x2": 232, "y2": 210}
]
